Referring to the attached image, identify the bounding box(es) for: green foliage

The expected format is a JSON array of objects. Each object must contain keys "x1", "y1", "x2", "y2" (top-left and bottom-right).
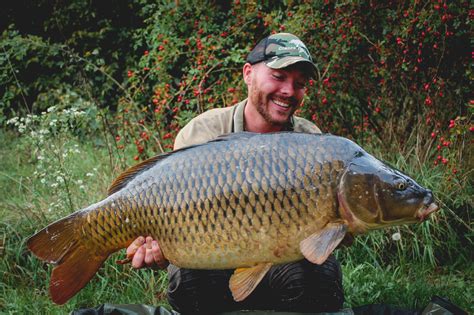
[
  {"x1": 1, "y1": 0, "x2": 145, "y2": 123},
  {"x1": 5, "y1": 90, "x2": 102, "y2": 214}
]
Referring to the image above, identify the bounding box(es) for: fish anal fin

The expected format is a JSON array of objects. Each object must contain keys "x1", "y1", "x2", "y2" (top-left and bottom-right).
[
  {"x1": 300, "y1": 223, "x2": 347, "y2": 265},
  {"x1": 50, "y1": 245, "x2": 107, "y2": 304},
  {"x1": 229, "y1": 263, "x2": 272, "y2": 302}
]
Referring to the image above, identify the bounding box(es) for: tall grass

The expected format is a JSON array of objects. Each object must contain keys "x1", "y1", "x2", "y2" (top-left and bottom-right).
[{"x1": 0, "y1": 126, "x2": 472, "y2": 313}]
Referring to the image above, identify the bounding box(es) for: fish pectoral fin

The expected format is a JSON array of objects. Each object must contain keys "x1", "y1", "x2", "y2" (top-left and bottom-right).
[
  {"x1": 300, "y1": 223, "x2": 347, "y2": 265},
  {"x1": 229, "y1": 263, "x2": 272, "y2": 302}
]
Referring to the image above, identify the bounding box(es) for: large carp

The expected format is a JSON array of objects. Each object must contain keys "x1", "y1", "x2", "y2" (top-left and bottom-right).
[{"x1": 27, "y1": 132, "x2": 438, "y2": 305}]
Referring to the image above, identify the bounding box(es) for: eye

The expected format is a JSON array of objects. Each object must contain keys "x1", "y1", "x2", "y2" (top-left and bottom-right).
[
  {"x1": 272, "y1": 74, "x2": 284, "y2": 80},
  {"x1": 396, "y1": 181, "x2": 407, "y2": 190},
  {"x1": 296, "y1": 81, "x2": 306, "y2": 89}
]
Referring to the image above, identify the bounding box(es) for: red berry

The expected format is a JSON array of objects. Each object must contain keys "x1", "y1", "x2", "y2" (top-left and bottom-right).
[{"x1": 425, "y1": 97, "x2": 432, "y2": 106}]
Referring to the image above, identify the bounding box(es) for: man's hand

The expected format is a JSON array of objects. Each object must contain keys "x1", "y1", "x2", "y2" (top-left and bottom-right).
[{"x1": 126, "y1": 236, "x2": 169, "y2": 269}]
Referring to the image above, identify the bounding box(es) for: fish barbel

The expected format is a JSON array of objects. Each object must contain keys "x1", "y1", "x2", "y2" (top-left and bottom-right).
[{"x1": 27, "y1": 132, "x2": 438, "y2": 304}]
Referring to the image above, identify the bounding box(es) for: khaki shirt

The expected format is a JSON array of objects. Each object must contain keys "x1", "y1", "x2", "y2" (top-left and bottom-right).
[{"x1": 174, "y1": 99, "x2": 321, "y2": 150}]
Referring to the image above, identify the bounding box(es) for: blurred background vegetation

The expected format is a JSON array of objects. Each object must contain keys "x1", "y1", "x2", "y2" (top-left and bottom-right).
[{"x1": 0, "y1": 0, "x2": 472, "y2": 313}]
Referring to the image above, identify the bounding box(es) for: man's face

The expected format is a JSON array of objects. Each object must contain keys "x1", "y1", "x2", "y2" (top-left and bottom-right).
[{"x1": 245, "y1": 62, "x2": 308, "y2": 127}]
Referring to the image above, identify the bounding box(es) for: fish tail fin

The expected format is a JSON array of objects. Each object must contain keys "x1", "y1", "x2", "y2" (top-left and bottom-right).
[{"x1": 27, "y1": 212, "x2": 108, "y2": 304}]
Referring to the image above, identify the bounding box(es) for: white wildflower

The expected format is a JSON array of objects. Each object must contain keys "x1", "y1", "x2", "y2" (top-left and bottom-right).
[
  {"x1": 86, "y1": 173, "x2": 94, "y2": 177},
  {"x1": 79, "y1": 185, "x2": 85, "y2": 190},
  {"x1": 392, "y1": 232, "x2": 401, "y2": 241},
  {"x1": 6, "y1": 117, "x2": 19, "y2": 125},
  {"x1": 77, "y1": 180, "x2": 83, "y2": 185},
  {"x1": 51, "y1": 183, "x2": 58, "y2": 188}
]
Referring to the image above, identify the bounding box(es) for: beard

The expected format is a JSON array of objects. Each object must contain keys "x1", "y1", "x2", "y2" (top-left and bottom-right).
[{"x1": 249, "y1": 83, "x2": 298, "y2": 126}]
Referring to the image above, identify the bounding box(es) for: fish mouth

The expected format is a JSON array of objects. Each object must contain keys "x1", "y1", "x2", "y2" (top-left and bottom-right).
[{"x1": 416, "y1": 202, "x2": 439, "y2": 221}]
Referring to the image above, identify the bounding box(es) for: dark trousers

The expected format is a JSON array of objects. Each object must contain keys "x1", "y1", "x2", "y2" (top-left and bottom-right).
[{"x1": 167, "y1": 256, "x2": 344, "y2": 314}]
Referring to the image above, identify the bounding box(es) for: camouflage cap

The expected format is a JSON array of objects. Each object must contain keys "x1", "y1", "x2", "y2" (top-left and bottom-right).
[{"x1": 246, "y1": 33, "x2": 317, "y2": 77}]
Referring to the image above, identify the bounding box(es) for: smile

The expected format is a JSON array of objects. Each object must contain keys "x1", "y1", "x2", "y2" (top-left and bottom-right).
[{"x1": 271, "y1": 98, "x2": 291, "y2": 109}]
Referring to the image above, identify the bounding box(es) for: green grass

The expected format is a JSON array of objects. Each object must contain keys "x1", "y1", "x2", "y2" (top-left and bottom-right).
[
  {"x1": 0, "y1": 129, "x2": 472, "y2": 313},
  {"x1": 341, "y1": 261, "x2": 472, "y2": 311}
]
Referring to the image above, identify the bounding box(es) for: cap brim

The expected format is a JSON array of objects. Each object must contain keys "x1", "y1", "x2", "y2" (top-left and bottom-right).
[{"x1": 264, "y1": 56, "x2": 317, "y2": 77}]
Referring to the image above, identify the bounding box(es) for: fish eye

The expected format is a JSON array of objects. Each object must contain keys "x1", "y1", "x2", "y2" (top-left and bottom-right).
[{"x1": 396, "y1": 181, "x2": 407, "y2": 190}]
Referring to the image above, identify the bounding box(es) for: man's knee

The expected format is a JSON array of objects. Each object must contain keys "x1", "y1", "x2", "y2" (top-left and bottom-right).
[
  {"x1": 268, "y1": 256, "x2": 344, "y2": 312},
  {"x1": 167, "y1": 265, "x2": 235, "y2": 314}
]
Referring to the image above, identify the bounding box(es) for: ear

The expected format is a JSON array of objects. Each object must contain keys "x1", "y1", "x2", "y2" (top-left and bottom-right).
[{"x1": 243, "y1": 63, "x2": 253, "y2": 86}]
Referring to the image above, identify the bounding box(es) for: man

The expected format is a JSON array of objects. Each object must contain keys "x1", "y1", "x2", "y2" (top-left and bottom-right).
[{"x1": 126, "y1": 33, "x2": 344, "y2": 314}]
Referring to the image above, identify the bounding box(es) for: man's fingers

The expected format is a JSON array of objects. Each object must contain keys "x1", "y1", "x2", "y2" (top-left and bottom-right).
[
  {"x1": 127, "y1": 236, "x2": 145, "y2": 257},
  {"x1": 131, "y1": 245, "x2": 146, "y2": 269},
  {"x1": 145, "y1": 236, "x2": 153, "y2": 249},
  {"x1": 152, "y1": 240, "x2": 169, "y2": 269},
  {"x1": 128, "y1": 236, "x2": 168, "y2": 270}
]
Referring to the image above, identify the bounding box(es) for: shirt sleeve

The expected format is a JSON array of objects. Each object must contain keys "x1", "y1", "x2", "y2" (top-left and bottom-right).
[
  {"x1": 293, "y1": 116, "x2": 322, "y2": 134},
  {"x1": 173, "y1": 118, "x2": 219, "y2": 150}
]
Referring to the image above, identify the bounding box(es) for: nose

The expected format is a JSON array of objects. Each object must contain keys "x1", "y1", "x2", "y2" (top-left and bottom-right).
[{"x1": 280, "y1": 80, "x2": 296, "y2": 97}]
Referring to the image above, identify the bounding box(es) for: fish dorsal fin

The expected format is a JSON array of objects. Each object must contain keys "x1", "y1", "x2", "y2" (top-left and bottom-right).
[
  {"x1": 300, "y1": 223, "x2": 347, "y2": 265},
  {"x1": 107, "y1": 154, "x2": 171, "y2": 195},
  {"x1": 108, "y1": 132, "x2": 262, "y2": 196},
  {"x1": 229, "y1": 262, "x2": 273, "y2": 301}
]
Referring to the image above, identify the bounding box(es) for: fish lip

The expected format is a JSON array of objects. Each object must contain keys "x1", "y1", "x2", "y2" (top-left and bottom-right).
[{"x1": 416, "y1": 202, "x2": 439, "y2": 221}]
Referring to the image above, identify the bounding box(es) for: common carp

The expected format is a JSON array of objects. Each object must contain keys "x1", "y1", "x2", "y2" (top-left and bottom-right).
[{"x1": 27, "y1": 132, "x2": 438, "y2": 305}]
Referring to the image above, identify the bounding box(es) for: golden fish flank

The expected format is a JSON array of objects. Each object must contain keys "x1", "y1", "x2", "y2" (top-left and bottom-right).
[{"x1": 27, "y1": 132, "x2": 438, "y2": 304}]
